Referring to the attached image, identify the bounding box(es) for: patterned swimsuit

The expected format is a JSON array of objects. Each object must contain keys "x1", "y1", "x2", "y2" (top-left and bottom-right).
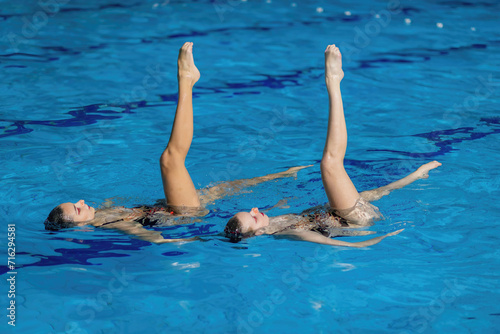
[{"x1": 267, "y1": 197, "x2": 382, "y2": 237}]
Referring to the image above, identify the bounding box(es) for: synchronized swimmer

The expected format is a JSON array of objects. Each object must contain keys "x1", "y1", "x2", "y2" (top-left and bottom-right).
[{"x1": 45, "y1": 42, "x2": 441, "y2": 247}]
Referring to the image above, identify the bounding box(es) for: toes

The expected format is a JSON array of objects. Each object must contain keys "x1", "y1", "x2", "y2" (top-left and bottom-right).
[
  {"x1": 181, "y1": 42, "x2": 192, "y2": 51},
  {"x1": 325, "y1": 44, "x2": 339, "y2": 53}
]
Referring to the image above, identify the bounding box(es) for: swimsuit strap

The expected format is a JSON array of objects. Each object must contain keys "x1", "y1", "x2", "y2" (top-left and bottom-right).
[{"x1": 98, "y1": 218, "x2": 125, "y2": 227}]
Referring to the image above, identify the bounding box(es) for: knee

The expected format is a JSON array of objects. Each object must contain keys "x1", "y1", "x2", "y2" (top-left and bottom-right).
[
  {"x1": 320, "y1": 153, "x2": 344, "y2": 171},
  {"x1": 159, "y1": 148, "x2": 181, "y2": 170}
]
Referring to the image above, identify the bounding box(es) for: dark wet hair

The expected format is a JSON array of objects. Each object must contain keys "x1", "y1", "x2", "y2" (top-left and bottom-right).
[
  {"x1": 224, "y1": 216, "x2": 257, "y2": 243},
  {"x1": 44, "y1": 205, "x2": 74, "y2": 231},
  {"x1": 224, "y1": 216, "x2": 244, "y2": 243}
]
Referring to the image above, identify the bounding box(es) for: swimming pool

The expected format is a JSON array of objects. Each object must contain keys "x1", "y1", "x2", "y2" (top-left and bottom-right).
[{"x1": 1, "y1": 0, "x2": 499, "y2": 332}]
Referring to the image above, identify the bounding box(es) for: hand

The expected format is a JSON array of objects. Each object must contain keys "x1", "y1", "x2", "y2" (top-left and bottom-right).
[
  {"x1": 386, "y1": 229, "x2": 404, "y2": 237},
  {"x1": 416, "y1": 161, "x2": 442, "y2": 179},
  {"x1": 158, "y1": 236, "x2": 199, "y2": 244}
]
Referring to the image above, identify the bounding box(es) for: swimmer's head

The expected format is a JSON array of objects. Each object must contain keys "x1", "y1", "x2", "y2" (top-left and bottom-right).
[
  {"x1": 45, "y1": 200, "x2": 96, "y2": 231},
  {"x1": 224, "y1": 207, "x2": 269, "y2": 242}
]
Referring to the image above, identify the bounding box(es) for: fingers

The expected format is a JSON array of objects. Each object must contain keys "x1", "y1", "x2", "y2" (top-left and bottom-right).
[
  {"x1": 160, "y1": 236, "x2": 198, "y2": 243},
  {"x1": 386, "y1": 229, "x2": 404, "y2": 237}
]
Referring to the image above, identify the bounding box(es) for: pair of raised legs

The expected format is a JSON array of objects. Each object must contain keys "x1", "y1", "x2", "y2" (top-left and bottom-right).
[
  {"x1": 161, "y1": 42, "x2": 441, "y2": 213},
  {"x1": 160, "y1": 42, "x2": 356, "y2": 212}
]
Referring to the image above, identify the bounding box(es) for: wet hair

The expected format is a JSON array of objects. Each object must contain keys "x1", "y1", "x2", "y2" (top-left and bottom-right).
[
  {"x1": 44, "y1": 205, "x2": 75, "y2": 231},
  {"x1": 224, "y1": 216, "x2": 246, "y2": 243}
]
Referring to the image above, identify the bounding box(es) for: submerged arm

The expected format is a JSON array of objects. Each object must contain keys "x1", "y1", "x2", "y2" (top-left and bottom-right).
[
  {"x1": 99, "y1": 220, "x2": 197, "y2": 244},
  {"x1": 199, "y1": 165, "x2": 312, "y2": 205},
  {"x1": 360, "y1": 161, "x2": 442, "y2": 202},
  {"x1": 276, "y1": 229, "x2": 403, "y2": 248}
]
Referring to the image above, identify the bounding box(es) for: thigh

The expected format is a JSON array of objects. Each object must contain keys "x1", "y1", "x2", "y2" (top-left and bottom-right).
[
  {"x1": 160, "y1": 161, "x2": 201, "y2": 208},
  {"x1": 320, "y1": 163, "x2": 359, "y2": 210}
]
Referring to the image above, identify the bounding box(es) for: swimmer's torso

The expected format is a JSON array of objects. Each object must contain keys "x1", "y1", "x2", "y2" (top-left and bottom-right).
[
  {"x1": 261, "y1": 205, "x2": 348, "y2": 237},
  {"x1": 261, "y1": 199, "x2": 382, "y2": 237},
  {"x1": 91, "y1": 205, "x2": 206, "y2": 227}
]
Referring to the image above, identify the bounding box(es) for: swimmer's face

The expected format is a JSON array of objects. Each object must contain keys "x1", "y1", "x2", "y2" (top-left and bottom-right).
[
  {"x1": 59, "y1": 200, "x2": 96, "y2": 223},
  {"x1": 234, "y1": 207, "x2": 269, "y2": 233}
]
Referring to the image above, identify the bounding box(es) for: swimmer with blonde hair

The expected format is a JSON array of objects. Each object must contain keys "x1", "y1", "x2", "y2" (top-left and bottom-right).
[{"x1": 224, "y1": 44, "x2": 441, "y2": 247}]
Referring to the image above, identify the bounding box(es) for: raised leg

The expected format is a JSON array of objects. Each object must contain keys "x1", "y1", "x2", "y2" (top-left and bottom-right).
[
  {"x1": 160, "y1": 42, "x2": 201, "y2": 208},
  {"x1": 320, "y1": 44, "x2": 360, "y2": 210}
]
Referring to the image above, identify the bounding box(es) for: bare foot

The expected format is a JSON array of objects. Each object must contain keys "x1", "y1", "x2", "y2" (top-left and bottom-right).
[
  {"x1": 416, "y1": 161, "x2": 442, "y2": 179},
  {"x1": 281, "y1": 165, "x2": 314, "y2": 178},
  {"x1": 177, "y1": 42, "x2": 200, "y2": 86},
  {"x1": 325, "y1": 44, "x2": 344, "y2": 84}
]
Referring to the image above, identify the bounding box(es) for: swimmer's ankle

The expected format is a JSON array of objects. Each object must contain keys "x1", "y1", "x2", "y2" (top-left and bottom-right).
[{"x1": 326, "y1": 77, "x2": 342, "y2": 87}]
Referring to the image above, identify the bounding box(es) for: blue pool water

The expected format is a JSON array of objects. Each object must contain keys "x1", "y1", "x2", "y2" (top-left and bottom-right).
[{"x1": 1, "y1": 0, "x2": 500, "y2": 333}]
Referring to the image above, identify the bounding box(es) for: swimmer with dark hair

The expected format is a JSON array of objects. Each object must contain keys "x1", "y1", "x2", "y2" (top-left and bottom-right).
[
  {"x1": 45, "y1": 42, "x2": 310, "y2": 243},
  {"x1": 224, "y1": 44, "x2": 442, "y2": 247}
]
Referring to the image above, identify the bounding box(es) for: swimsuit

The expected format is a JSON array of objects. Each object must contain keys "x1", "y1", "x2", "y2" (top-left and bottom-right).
[
  {"x1": 266, "y1": 207, "x2": 347, "y2": 237},
  {"x1": 287, "y1": 207, "x2": 349, "y2": 237},
  {"x1": 266, "y1": 198, "x2": 382, "y2": 237},
  {"x1": 133, "y1": 206, "x2": 172, "y2": 226},
  {"x1": 97, "y1": 204, "x2": 208, "y2": 228},
  {"x1": 96, "y1": 206, "x2": 173, "y2": 227},
  {"x1": 334, "y1": 197, "x2": 382, "y2": 226}
]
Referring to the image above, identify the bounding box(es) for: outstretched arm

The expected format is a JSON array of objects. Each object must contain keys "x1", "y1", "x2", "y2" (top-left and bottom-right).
[
  {"x1": 277, "y1": 229, "x2": 403, "y2": 248},
  {"x1": 360, "y1": 161, "x2": 442, "y2": 202},
  {"x1": 100, "y1": 220, "x2": 197, "y2": 244},
  {"x1": 198, "y1": 165, "x2": 312, "y2": 205}
]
